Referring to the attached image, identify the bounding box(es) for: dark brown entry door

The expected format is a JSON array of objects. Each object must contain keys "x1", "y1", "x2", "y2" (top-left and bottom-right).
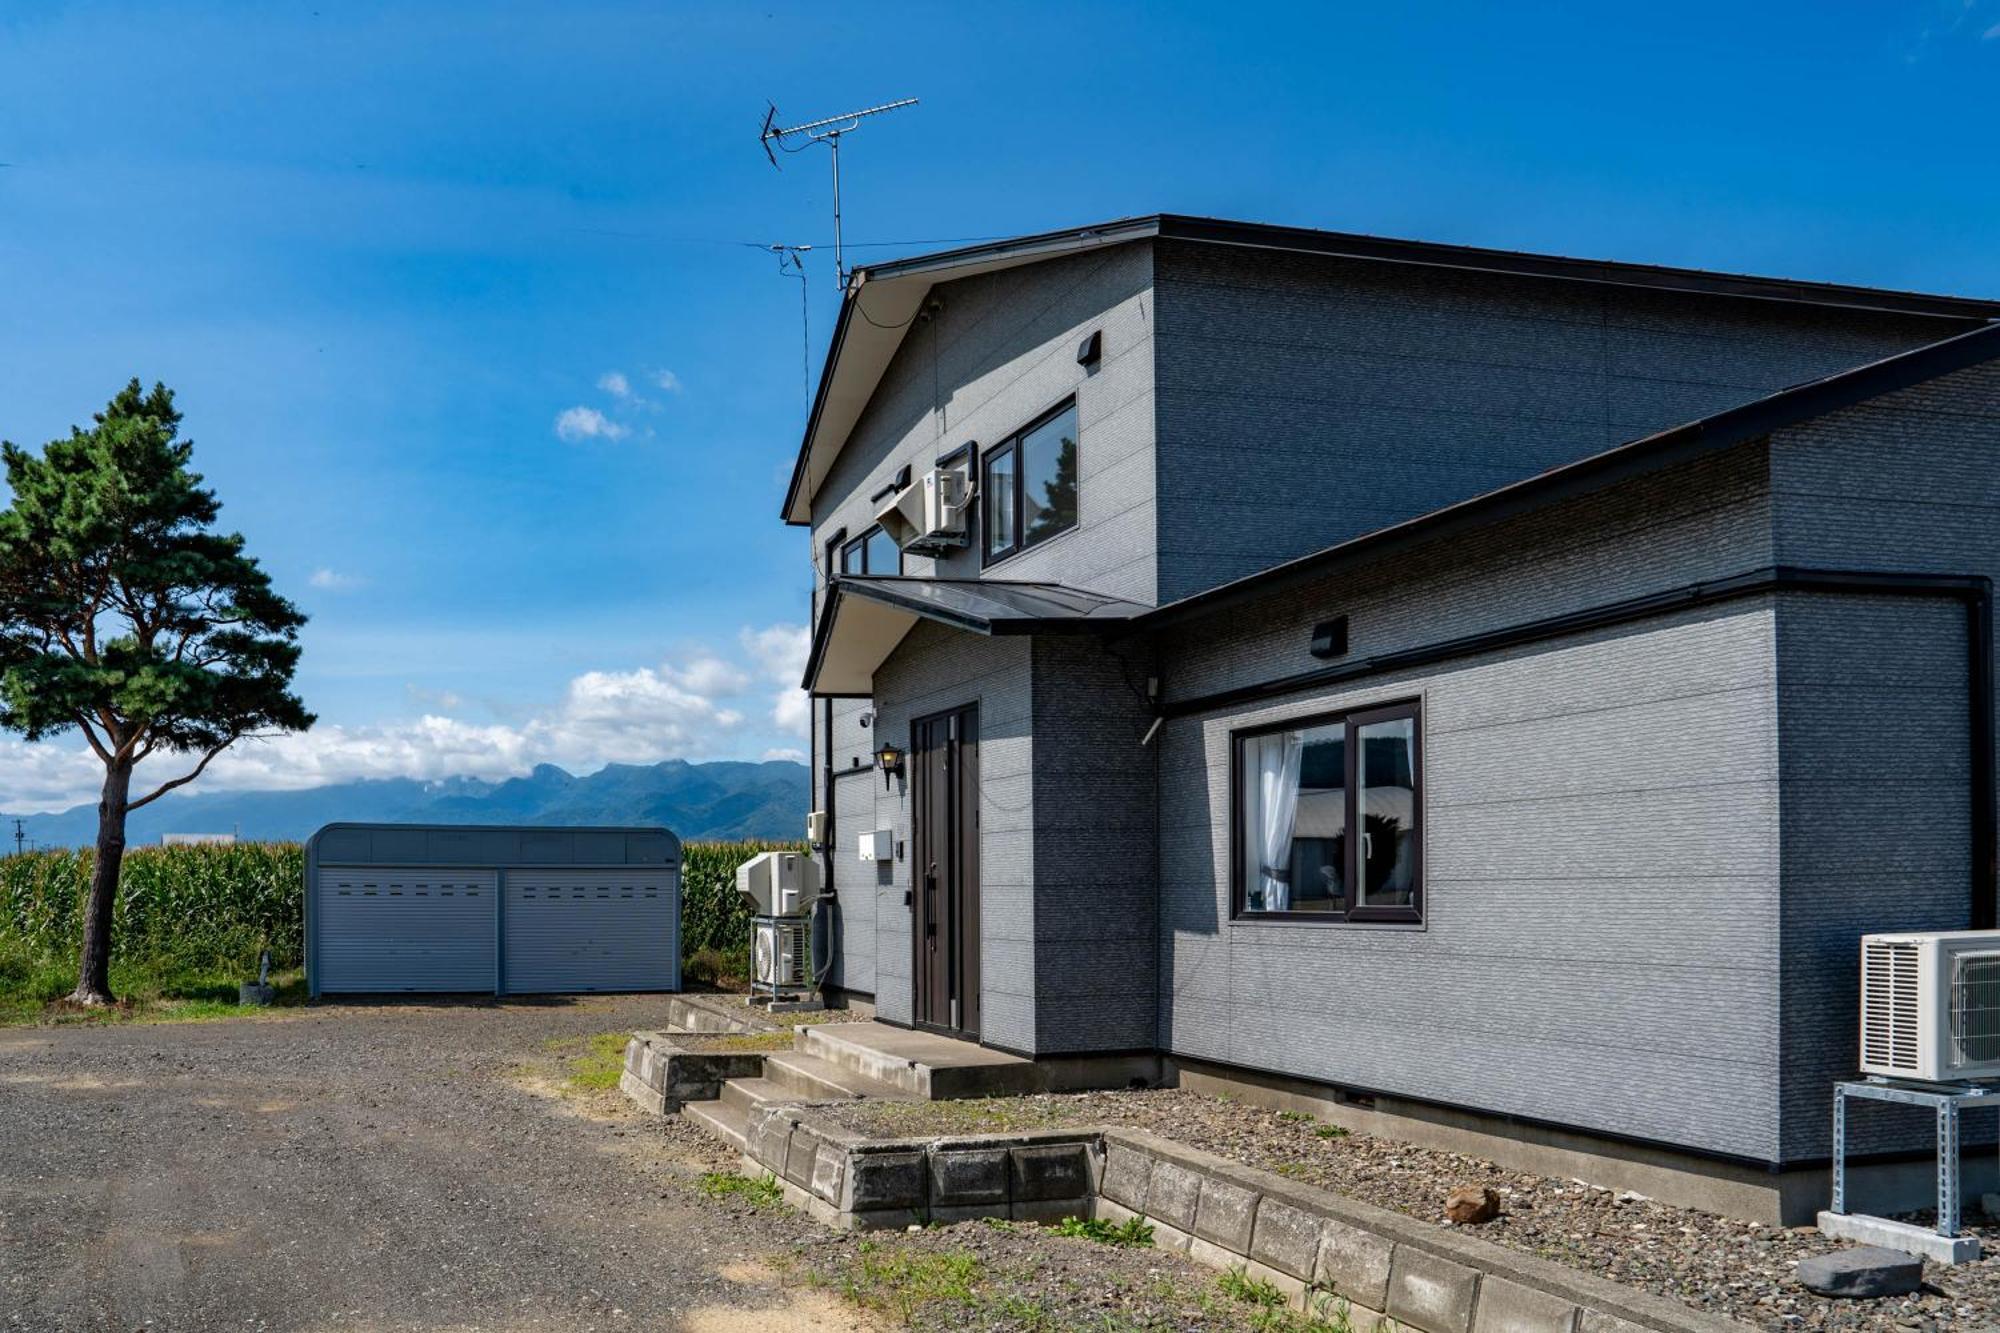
[{"x1": 912, "y1": 703, "x2": 980, "y2": 1038}]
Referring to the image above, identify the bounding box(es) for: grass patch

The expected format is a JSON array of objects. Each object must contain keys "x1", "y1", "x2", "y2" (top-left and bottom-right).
[
  {"x1": 1216, "y1": 1266, "x2": 1288, "y2": 1309},
  {"x1": 696, "y1": 1171, "x2": 783, "y2": 1208},
  {"x1": 1050, "y1": 1213, "x2": 1155, "y2": 1247},
  {"x1": 1314, "y1": 1124, "x2": 1350, "y2": 1140},
  {"x1": 1276, "y1": 1109, "x2": 1314, "y2": 1123},
  {"x1": 555, "y1": 1032, "x2": 630, "y2": 1092},
  {"x1": 675, "y1": 1029, "x2": 793, "y2": 1053},
  {"x1": 0, "y1": 939, "x2": 306, "y2": 1027},
  {"x1": 1209, "y1": 1267, "x2": 1369, "y2": 1332},
  {"x1": 837, "y1": 1094, "x2": 1086, "y2": 1135},
  {"x1": 834, "y1": 1242, "x2": 982, "y2": 1326}
]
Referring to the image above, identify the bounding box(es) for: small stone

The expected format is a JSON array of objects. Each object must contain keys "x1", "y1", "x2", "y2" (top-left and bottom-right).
[
  {"x1": 1795, "y1": 1246, "x2": 1923, "y2": 1299},
  {"x1": 1444, "y1": 1184, "x2": 1500, "y2": 1225}
]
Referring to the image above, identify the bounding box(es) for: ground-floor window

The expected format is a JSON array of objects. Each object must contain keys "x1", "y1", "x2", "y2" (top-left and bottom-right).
[{"x1": 1232, "y1": 699, "x2": 1422, "y2": 923}]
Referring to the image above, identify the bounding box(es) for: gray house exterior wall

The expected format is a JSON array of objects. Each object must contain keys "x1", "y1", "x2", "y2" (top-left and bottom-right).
[
  {"x1": 1148, "y1": 239, "x2": 1977, "y2": 601},
  {"x1": 1153, "y1": 443, "x2": 1786, "y2": 1160},
  {"x1": 1764, "y1": 359, "x2": 2000, "y2": 1160}
]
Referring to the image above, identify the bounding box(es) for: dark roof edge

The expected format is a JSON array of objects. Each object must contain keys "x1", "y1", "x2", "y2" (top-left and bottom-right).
[
  {"x1": 785, "y1": 212, "x2": 2000, "y2": 524},
  {"x1": 1142, "y1": 321, "x2": 2000, "y2": 631}
]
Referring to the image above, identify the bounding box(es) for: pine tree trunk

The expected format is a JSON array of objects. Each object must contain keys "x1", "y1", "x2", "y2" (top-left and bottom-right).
[{"x1": 70, "y1": 761, "x2": 132, "y2": 1007}]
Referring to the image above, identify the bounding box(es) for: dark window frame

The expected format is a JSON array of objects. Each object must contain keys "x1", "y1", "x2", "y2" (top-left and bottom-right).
[
  {"x1": 981, "y1": 397, "x2": 1079, "y2": 567},
  {"x1": 840, "y1": 523, "x2": 903, "y2": 577},
  {"x1": 1228, "y1": 697, "x2": 1423, "y2": 926}
]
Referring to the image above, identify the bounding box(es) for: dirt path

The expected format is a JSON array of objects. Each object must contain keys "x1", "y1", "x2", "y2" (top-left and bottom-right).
[{"x1": 0, "y1": 996, "x2": 874, "y2": 1332}]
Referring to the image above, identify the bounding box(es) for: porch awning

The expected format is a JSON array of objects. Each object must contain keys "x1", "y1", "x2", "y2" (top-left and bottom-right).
[{"x1": 802, "y1": 576, "x2": 1149, "y2": 696}]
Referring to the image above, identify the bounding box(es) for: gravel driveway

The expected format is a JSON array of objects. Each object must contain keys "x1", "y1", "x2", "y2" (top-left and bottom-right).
[{"x1": 0, "y1": 997, "x2": 865, "y2": 1333}]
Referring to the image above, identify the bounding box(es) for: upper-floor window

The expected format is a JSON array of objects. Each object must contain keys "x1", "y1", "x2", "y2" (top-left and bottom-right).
[
  {"x1": 982, "y1": 401, "x2": 1078, "y2": 564},
  {"x1": 1232, "y1": 700, "x2": 1422, "y2": 924},
  {"x1": 840, "y1": 524, "x2": 902, "y2": 576}
]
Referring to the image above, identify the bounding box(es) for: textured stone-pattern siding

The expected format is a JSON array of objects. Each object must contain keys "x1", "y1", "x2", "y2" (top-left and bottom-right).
[
  {"x1": 871, "y1": 621, "x2": 1035, "y2": 1046},
  {"x1": 1157, "y1": 445, "x2": 1786, "y2": 1159},
  {"x1": 1768, "y1": 358, "x2": 2000, "y2": 1160},
  {"x1": 1149, "y1": 239, "x2": 1976, "y2": 602},
  {"x1": 1029, "y1": 636, "x2": 1161, "y2": 1053},
  {"x1": 810, "y1": 241, "x2": 1159, "y2": 605}
]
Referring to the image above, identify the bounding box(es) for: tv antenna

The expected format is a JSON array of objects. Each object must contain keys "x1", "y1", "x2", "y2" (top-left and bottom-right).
[
  {"x1": 760, "y1": 97, "x2": 917, "y2": 290},
  {"x1": 763, "y1": 243, "x2": 814, "y2": 407}
]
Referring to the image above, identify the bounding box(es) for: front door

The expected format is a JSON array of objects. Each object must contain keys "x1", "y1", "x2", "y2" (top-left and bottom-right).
[{"x1": 911, "y1": 703, "x2": 980, "y2": 1038}]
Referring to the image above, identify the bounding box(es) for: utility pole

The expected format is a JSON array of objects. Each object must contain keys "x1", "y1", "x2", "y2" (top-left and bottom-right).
[
  {"x1": 759, "y1": 97, "x2": 918, "y2": 291},
  {"x1": 12, "y1": 818, "x2": 24, "y2": 857}
]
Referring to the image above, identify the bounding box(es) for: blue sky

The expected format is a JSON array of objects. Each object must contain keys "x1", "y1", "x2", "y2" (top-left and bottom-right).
[{"x1": 2, "y1": 1, "x2": 1998, "y2": 810}]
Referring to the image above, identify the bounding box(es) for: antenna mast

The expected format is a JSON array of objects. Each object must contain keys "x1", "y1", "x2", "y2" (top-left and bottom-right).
[{"x1": 760, "y1": 97, "x2": 917, "y2": 290}]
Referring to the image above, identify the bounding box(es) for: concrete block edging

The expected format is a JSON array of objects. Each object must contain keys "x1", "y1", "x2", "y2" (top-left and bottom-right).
[{"x1": 735, "y1": 1110, "x2": 1749, "y2": 1333}]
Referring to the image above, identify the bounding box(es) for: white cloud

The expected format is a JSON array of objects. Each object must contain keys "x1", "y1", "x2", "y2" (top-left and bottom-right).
[
  {"x1": 597, "y1": 370, "x2": 631, "y2": 398},
  {"x1": 741, "y1": 623, "x2": 810, "y2": 738},
  {"x1": 762, "y1": 747, "x2": 807, "y2": 763},
  {"x1": 0, "y1": 622, "x2": 816, "y2": 812},
  {"x1": 309, "y1": 567, "x2": 361, "y2": 591},
  {"x1": 554, "y1": 405, "x2": 629, "y2": 442},
  {"x1": 663, "y1": 654, "x2": 751, "y2": 698},
  {"x1": 1985, "y1": 19, "x2": 2000, "y2": 38},
  {"x1": 651, "y1": 369, "x2": 684, "y2": 394}
]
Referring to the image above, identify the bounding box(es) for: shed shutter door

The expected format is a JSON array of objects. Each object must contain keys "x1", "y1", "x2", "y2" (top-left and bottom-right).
[
  {"x1": 502, "y1": 868, "x2": 678, "y2": 994},
  {"x1": 316, "y1": 868, "x2": 497, "y2": 993}
]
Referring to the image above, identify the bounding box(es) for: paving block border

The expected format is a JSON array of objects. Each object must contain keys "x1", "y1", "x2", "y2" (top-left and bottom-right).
[
  {"x1": 618, "y1": 1031, "x2": 767, "y2": 1114},
  {"x1": 731, "y1": 1105, "x2": 1750, "y2": 1333}
]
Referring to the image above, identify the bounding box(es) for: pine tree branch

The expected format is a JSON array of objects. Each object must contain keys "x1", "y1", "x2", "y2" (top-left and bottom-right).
[
  {"x1": 74, "y1": 716, "x2": 111, "y2": 765},
  {"x1": 127, "y1": 741, "x2": 232, "y2": 811}
]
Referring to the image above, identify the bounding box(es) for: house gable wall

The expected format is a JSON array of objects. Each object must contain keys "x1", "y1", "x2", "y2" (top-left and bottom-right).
[{"x1": 1149, "y1": 238, "x2": 1977, "y2": 603}]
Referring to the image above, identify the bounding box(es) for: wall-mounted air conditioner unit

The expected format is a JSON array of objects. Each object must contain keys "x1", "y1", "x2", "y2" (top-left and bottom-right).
[
  {"x1": 876, "y1": 467, "x2": 969, "y2": 554},
  {"x1": 736, "y1": 850, "x2": 819, "y2": 917},
  {"x1": 1860, "y1": 930, "x2": 2000, "y2": 1082}
]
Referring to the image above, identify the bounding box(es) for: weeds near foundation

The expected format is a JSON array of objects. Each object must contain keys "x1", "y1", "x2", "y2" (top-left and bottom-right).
[
  {"x1": 696, "y1": 1171, "x2": 783, "y2": 1208},
  {"x1": 1276, "y1": 1110, "x2": 1314, "y2": 1123},
  {"x1": 1216, "y1": 1266, "x2": 1287, "y2": 1309},
  {"x1": 835, "y1": 1242, "x2": 982, "y2": 1326},
  {"x1": 1050, "y1": 1214, "x2": 1155, "y2": 1247},
  {"x1": 1314, "y1": 1124, "x2": 1350, "y2": 1140}
]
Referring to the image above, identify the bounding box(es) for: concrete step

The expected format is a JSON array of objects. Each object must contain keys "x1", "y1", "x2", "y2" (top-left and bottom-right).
[
  {"x1": 763, "y1": 1050, "x2": 911, "y2": 1102},
  {"x1": 719, "y1": 1076, "x2": 796, "y2": 1115},
  {"x1": 799, "y1": 1020, "x2": 1042, "y2": 1100},
  {"x1": 681, "y1": 1097, "x2": 748, "y2": 1152}
]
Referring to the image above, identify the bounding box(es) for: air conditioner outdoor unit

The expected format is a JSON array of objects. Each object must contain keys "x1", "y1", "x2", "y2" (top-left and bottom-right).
[
  {"x1": 754, "y1": 917, "x2": 809, "y2": 989},
  {"x1": 736, "y1": 850, "x2": 819, "y2": 917},
  {"x1": 876, "y1": 468, "x2": 969, "y2": 554},
  {"x1": 1859, "y1": 930, "x2": 2000, "y2": 1082}
]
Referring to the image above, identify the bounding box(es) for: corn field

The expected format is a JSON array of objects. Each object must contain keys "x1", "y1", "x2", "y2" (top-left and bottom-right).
[{"x1": 0, "y1": 838, "x2": 804, "y2": 983}]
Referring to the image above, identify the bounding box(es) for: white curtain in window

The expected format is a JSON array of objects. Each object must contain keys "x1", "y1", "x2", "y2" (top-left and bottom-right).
[{"x1": 1249, "y1": 730, "x2": 1305, "y2": 910}]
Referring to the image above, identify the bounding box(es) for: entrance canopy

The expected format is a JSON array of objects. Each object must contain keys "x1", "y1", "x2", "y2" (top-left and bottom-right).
[{"x1": 803, "y1": 575, "x2": 1148, "y2": 696}]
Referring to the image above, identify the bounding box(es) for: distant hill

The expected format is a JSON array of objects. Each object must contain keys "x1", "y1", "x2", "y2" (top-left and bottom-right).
[{"x1": 3, "y1": 759, "x2": 808, "y2": 848}]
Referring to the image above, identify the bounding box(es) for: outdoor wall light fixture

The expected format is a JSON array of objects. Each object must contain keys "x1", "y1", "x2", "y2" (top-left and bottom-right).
[{"x1": 875, "y1": 742, "x2": 905, "y2": 787}]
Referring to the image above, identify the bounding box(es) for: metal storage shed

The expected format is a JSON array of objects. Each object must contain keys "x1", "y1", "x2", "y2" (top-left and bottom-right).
[{"x1": 305, "y1": 823, "x2": 681, "y2": 998}]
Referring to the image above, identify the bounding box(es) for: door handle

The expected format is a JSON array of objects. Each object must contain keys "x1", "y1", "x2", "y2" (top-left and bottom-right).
[{"x1": 924, "y1": 865, "x2": 938, "y2": 939}]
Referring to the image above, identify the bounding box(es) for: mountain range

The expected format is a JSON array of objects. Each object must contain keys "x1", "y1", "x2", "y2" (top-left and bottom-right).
[{"x1": 4, "y1": 759, "x2": 808, "y2": 849}]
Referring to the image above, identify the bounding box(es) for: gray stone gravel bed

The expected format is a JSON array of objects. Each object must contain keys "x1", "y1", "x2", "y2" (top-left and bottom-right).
[
  {"x1": 0, "y1": 999, "x2": 1343, "y2": 1332},
  {"x1": 817, "y1": 1088, "x2": 2000, "y2": 1332}
]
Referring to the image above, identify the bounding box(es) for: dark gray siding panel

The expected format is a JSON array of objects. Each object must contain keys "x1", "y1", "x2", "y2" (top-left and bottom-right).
[
  {"x1": 1775, "y1": 594, "x2": 1970, "y2": 1160},
  {"x1": 872, "y1": 621, "x2": 1035, "y2": 1046},
  {"x1": 1151, "y1": 239, "x2": 1975, "y2": 603},
  {"x1": 1029, "y1": 636, "x2": 1160, "y2": 1053}
]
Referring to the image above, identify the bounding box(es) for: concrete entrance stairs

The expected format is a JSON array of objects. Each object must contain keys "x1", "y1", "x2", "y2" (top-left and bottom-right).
[{"x1": 681, "y1": 1020, "x2": 1042, "y2": 1153}]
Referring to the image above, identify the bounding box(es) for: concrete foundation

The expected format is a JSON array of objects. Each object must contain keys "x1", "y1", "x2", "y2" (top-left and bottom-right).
[
  {"x1": 1815, "y1": 1210, "x2": 1981, "y2": 1266},
  {"x1": 1170, "y1": 1056, "x2": 2000, "y2": 1226}
]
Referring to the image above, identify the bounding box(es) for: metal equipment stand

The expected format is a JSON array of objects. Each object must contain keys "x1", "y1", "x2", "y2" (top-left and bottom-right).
[{"x1": 1822, "y1": 1076, "x2": 1998, "y2": 1263}]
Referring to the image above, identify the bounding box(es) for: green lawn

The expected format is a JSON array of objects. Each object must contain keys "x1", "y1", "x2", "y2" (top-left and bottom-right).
[{"x1": 0, "y1": 942, "x2": 305, "y2": 1026}]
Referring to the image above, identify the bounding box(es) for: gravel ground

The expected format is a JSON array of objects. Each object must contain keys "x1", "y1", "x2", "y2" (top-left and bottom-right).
[
  {"x1": 818, "y1": 1089, "x2": 2000, "y2": 1332},
  {"x1": 0, "y1": 1001, "x2": 1341, "y2": 1333}
]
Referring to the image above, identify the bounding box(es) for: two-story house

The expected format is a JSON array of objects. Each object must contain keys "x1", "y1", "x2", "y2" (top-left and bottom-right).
[{"x1": 782, "y1": 214, "x2": 2000, "y2": 1223}]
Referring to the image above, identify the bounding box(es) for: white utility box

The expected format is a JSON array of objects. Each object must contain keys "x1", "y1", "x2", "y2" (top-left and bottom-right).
[
  {"x1": 858, "y1": 829, "x2": 893, "y2": 862},
  {"x1": 736, "y1": 850, "x2": 819, "y2": 917}
]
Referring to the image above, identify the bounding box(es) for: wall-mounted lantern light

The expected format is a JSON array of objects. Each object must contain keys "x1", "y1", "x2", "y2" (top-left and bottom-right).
[{"x1": 875, "y1": 741, "x2": 906, "y2": 788}]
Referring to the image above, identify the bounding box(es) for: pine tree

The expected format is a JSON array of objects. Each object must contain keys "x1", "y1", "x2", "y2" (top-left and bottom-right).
[{"x1": 0, "y1": 381, "x2": 313, "y2": 1004}]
